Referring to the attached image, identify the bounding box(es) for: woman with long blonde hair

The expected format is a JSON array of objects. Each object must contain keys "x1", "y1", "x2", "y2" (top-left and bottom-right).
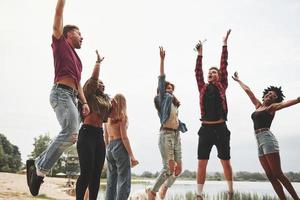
[{"x1": 104, "y1": 94, "x2": 138, "y2": 200}]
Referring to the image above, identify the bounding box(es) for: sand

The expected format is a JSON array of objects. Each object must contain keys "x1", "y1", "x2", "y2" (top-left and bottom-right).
[
  {"x1": 0, "y1": 172, "x2": 151, "y2": 200},
  {"x1": 0, "y1": 172, "x2": 74, "y2": 200}
]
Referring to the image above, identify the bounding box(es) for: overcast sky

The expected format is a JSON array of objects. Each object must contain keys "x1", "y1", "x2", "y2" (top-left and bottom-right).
[{"x1": 1, "y1": 0, "x2": 300, "y2": 175}]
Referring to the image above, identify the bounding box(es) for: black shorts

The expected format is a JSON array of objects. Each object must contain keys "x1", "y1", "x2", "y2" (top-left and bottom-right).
[{"x1": 197, "y1": 123, "x2": 231, "y2": 160}]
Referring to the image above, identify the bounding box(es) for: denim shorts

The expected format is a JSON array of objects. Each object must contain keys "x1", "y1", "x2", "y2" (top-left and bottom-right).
[{"x1": 255, "y1": 130, "x2": 279, "y2": 157}]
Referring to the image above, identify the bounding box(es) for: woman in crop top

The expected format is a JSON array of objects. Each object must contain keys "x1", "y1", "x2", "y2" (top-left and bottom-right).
[
  {"x1": 233, "y1": 72, "x2": 300, "y2": 200},
  {"x1": 76, "y1": 50, "x2": 112, "y2": 200},
  {"x1": 104, "y1": 94, "x2": 139, "y2": 200}
]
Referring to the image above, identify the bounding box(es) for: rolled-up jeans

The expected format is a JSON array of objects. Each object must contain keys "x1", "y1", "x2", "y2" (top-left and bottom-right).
[
  {"x1": 35, "y1": 85, "x2": 80, "y2": 174},
  {"x1": 151, "y1": 129, "x2": 182, "y2": 192}
]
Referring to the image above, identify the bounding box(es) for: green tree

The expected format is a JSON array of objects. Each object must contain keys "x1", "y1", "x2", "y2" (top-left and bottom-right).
[
  {"x1": 213, "y1": 172, "x2": 223, "y2": 181},
  {"x1": 180, "y1": 169, "x2": 196, "y2": 179},
  {"x1": 0, "y1": 133, "x2": 22, "y2": 173},
  {"x1": 141, "y1": 171, "x2": 154, "y2": 178},
  {"x1": 65, "y1": 145, "x2": 79, "y2": 178},
  {"x1": 29, "y1": 133, "x2": 75, "y2": 177},
  {"x1": 29, "y1": 133, "x2": 51, "y2": 159},
  {"x1": 286, "y1": 172, "x2": 300, "y2": 182}
]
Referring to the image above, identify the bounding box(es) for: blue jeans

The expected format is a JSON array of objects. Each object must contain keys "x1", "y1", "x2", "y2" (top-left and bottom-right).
[
  {"x1": 35, "y1": 85, "x2": 80, "y2": 174},
  {"x1": 105, "y1": 139, "x2": 131, "y2": 200},
  {"x1": 151, "y1": 130, "x2": 182, "y2": 192}
]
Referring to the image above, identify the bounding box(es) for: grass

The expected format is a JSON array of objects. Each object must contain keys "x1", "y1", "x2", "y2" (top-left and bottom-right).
[
  {"x1": 36, "y1": 194, "x2": 57, "y2": 200},
  {"x1": 167, "y1": 191, "x2": 293, "y2": 200}
]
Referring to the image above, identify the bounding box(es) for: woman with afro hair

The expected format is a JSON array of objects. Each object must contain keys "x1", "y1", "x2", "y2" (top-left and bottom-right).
[{"x1": 232, "y1": 72, "x2": 300, "y2": 200}]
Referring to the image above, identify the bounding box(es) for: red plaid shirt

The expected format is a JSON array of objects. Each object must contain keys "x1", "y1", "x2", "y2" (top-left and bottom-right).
[{"x1": 195, "y1": 46, "x2": 228, "y2": 120}]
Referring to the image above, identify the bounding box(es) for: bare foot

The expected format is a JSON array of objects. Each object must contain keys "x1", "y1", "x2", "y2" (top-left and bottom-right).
[
  {"x1": 159, "y1": 185, "x2": 168, "y2": 199},
  {"x1": 146, "y1": 188, "x2": 156, "y2": 200}
]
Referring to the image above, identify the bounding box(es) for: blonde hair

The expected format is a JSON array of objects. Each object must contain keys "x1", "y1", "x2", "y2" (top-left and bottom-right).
[{"x1": 111, "y1": 94, "x2": 128, "y2": 127}]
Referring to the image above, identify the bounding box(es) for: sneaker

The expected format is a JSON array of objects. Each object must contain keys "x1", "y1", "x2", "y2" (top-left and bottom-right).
[
  {"x1": 26, "y1": 160, "x2": 34, "y2": 186},
  {"x1": 26, "y1": 159, "x2": 44, "y2": 196}
]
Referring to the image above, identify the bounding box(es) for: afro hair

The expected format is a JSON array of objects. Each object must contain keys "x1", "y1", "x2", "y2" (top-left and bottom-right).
[{"x1": 262, "y1": 86, "x2": 285, "y2": 103}]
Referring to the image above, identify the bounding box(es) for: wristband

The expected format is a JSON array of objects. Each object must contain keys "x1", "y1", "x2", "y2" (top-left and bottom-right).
[{"x1": 82, "y1": 102, "x2": 88, "y2": 105}]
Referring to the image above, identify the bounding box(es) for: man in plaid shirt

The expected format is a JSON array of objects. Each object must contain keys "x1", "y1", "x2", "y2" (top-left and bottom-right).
[{"x1": 194, "y1": 30, "x2": 234, "y2": 200}]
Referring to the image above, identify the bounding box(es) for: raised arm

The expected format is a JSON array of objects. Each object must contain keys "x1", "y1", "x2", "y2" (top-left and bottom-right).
[
  {"x1": 83, "y1": 50, "x2": 104, "y2": 96},
  {"x1": 268, "y1": 97, "x2": 300, "y2": 112},
  {"x1": 219, "y1": 29, "x2": 231, "y2": 88},
  {"x1": 119, "y1": 120, "x2": 139, "y2": 167},
  {"x1": 158, "y1": 47, "x2": 166, "y2": 101},
  {"x1": 159, "y1": 46, "x2": 165, "y2": 76},
  {"x1": 53, "y1": 0, "x2": 65, "y2": 39},
  {"x1": 232, "y1": 72, "x2": 262, "y2": 109},
  {"x1": 80, "y1": 51, "x2": 103, "y2": 117},
  {"x1": 195, "y1": 41, "x2": 205, "y2": 92},
  {"x1": 91, "y1": 50, "x2": 104, "y2": 80}
]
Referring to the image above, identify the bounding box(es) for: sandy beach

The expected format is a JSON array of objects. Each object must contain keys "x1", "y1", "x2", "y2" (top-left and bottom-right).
[
  {"x1": 0, "y1": 172, "x2": 74, "y2": 200},
  {"x1": 0, "y1": 172, "x2": 148, "y2": 200}
]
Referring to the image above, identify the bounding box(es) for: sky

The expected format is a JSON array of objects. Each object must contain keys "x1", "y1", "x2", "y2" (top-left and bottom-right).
[{"x1": 0, "y1": 0, "x2": 300, "y2": 175}]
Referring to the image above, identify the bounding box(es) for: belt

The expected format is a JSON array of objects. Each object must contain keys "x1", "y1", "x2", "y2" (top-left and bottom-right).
[
  {"x1": 255, "y1": 128, "x2": 270, "y2": 134},
  {"x1": 54, "y1": 83, "x2": 78, "y2": 96},
  {"x1": 160, "y1": 127, "x2": 178, "y2": 132}
]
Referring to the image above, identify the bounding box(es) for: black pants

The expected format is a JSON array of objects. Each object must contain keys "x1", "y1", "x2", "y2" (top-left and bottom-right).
[{"x1": 76, "y1": 124, "x2": 106, "y2": 200}]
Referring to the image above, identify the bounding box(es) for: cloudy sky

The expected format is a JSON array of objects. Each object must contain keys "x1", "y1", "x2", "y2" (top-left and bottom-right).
[{"x1": 1, "y1": 0, "x2": 300, "y2": 175}]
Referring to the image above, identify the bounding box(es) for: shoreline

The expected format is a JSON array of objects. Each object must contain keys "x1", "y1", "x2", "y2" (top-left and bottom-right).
[{"x1": 1, "y1": 172, "x2": 299, "y2": 199}]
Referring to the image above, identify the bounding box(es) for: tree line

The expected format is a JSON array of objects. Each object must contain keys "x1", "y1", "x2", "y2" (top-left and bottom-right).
[
  {"x1": 137, "y1": 170, "x2": 300, "y2": 182},
  {"x1": 1, "y1": 133, "x2": 300, "y2": 183}
]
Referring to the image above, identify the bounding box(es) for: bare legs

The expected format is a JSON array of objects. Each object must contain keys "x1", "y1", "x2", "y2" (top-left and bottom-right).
[
  {"x1": 197, "y1": 159, "x2": 233, "y2": 199},
  {"x1": 259, "y1": 152, "x2": 299, "y2": 200}
]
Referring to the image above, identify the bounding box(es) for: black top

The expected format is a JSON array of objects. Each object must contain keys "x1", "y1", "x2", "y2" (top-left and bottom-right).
[
  {"x1": 251, "y1": 110, "x2": 274, "y2": 130},
  {"x1": 202, "y1": 83, "x2": 226, "y2": 121}
]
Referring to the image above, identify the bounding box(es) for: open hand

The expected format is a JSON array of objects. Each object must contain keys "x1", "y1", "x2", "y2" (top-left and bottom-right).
[
  {"x1": 223, "y1": 29, "x2": 231, "y2": 45},
  {"x1": 159, "y1": 46, "x2": 165, "y2": 60}
]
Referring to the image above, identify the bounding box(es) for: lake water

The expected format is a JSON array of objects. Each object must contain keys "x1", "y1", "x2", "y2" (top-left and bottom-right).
[{"x1": 97, "y1": 180, "x2": 300, "y2": 199}]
